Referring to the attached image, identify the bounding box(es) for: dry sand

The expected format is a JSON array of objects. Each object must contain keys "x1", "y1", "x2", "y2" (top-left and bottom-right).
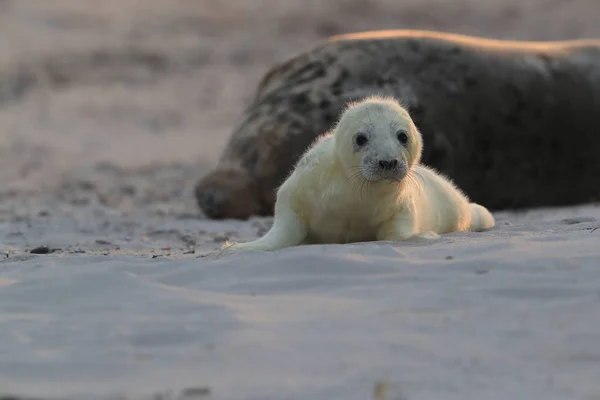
[{"x1": 1, "y1": 0, "x2": 600, "y2": 399}]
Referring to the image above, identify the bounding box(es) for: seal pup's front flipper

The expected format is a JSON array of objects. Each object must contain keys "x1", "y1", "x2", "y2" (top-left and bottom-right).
[{"x1": 218, "y1": 187, "x2": 308, "y2": 255}]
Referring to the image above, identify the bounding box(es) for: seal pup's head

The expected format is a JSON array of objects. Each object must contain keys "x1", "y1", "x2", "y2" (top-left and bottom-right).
[{"x1": 333, "y1": 96, "x2": 423, "y2": 183}]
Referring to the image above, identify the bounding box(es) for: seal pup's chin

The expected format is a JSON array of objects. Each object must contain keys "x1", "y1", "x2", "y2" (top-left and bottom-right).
[{"x1": 361, "y1": 173, "x2": 405, "y2": 184}]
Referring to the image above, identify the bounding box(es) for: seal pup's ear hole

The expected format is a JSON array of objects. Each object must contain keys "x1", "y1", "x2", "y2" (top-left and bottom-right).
[
  {"x1": 397, "y1": 129, "x2": 409, "y2": 145},
  {"x1": 354, "y1": 133, "x2": 368, "y2": 147}
]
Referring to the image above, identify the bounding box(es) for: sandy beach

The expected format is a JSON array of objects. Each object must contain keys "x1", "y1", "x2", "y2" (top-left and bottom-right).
[{"x1": 1, "y1": 0, "x2": 600, "y2": 399}]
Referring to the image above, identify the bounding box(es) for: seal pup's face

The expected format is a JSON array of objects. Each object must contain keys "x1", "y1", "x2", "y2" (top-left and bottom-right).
[{"x1": 333, "y1": 98, "x2": 423, "y2": 183}]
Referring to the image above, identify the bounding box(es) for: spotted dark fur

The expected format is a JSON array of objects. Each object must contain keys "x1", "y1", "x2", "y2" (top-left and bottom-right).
[{"x1": 196, "y1": 29, "x2": 600, "y2": 220}]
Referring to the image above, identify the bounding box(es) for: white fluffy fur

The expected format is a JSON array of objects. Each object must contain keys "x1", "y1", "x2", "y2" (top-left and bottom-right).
[{"x1": 220, "y1": 96, "x2": 495, "y2": 254}]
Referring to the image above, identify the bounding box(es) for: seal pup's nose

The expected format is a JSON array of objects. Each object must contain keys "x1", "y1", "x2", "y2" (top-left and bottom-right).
[{"x1": 378, "y1": 159, "x2": 398, "y2": 170}]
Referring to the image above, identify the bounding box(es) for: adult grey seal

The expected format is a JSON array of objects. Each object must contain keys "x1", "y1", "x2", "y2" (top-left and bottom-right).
[{"x1": 195, "y1": 29, "x2": 600, "y2": 220}]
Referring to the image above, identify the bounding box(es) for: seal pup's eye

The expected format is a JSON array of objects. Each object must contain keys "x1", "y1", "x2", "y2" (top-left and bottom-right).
[
  {"x1": 397, "y1": 130, "x2": 409, "y2": 145},
  {"x1": 355, "y1": 133, "x2": 368, "y2": 147}
]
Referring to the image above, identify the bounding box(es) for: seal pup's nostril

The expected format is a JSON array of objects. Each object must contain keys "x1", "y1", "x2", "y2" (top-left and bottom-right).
[{"x1": 378, "y1": 159, "x2": 398, "y2": 170}]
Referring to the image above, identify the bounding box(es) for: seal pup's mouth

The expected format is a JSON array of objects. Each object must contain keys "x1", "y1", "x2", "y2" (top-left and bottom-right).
[{"x1": 361, "y1": 157, "x2": 408, "y2": 183}]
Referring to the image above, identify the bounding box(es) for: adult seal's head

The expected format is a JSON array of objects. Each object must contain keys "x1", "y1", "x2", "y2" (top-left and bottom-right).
[
  {"x1": 195, "y1": 57, "x2": 347, "y2": 219},
  {"x1": 333, "y1": 97, "x2": 423, "y2": 184},
  {"x1": 196, "y1": 29, "x2": 600, "y2": 220},
  {"x1": 194, "y1": 165, "x2": 262, "y2": 220},
  {"x1": 195, "y1": 96, "x2": 324, "y2": 218}
]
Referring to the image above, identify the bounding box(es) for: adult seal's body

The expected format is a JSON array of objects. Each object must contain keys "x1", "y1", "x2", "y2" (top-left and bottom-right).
[
  {"x1": 219, "y1": 96, "x2": 495, "y2": 255},
  {"x1": 196, "y1": 29, "x2": 600, "y2": 220}
]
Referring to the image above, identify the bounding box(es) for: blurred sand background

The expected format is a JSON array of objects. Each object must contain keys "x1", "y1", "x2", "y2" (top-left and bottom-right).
[
  {"x1": 0, "y1": 0, "x2": 599, "y2": 254},
  {"x1": 2, "y1": 2, "x2": 600, "y2": 400}
]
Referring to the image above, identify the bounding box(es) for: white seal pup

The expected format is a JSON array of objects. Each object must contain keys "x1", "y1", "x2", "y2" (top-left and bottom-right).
[{"x1": 220, "y1": 96, "x2": 495, "y2": 254}]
